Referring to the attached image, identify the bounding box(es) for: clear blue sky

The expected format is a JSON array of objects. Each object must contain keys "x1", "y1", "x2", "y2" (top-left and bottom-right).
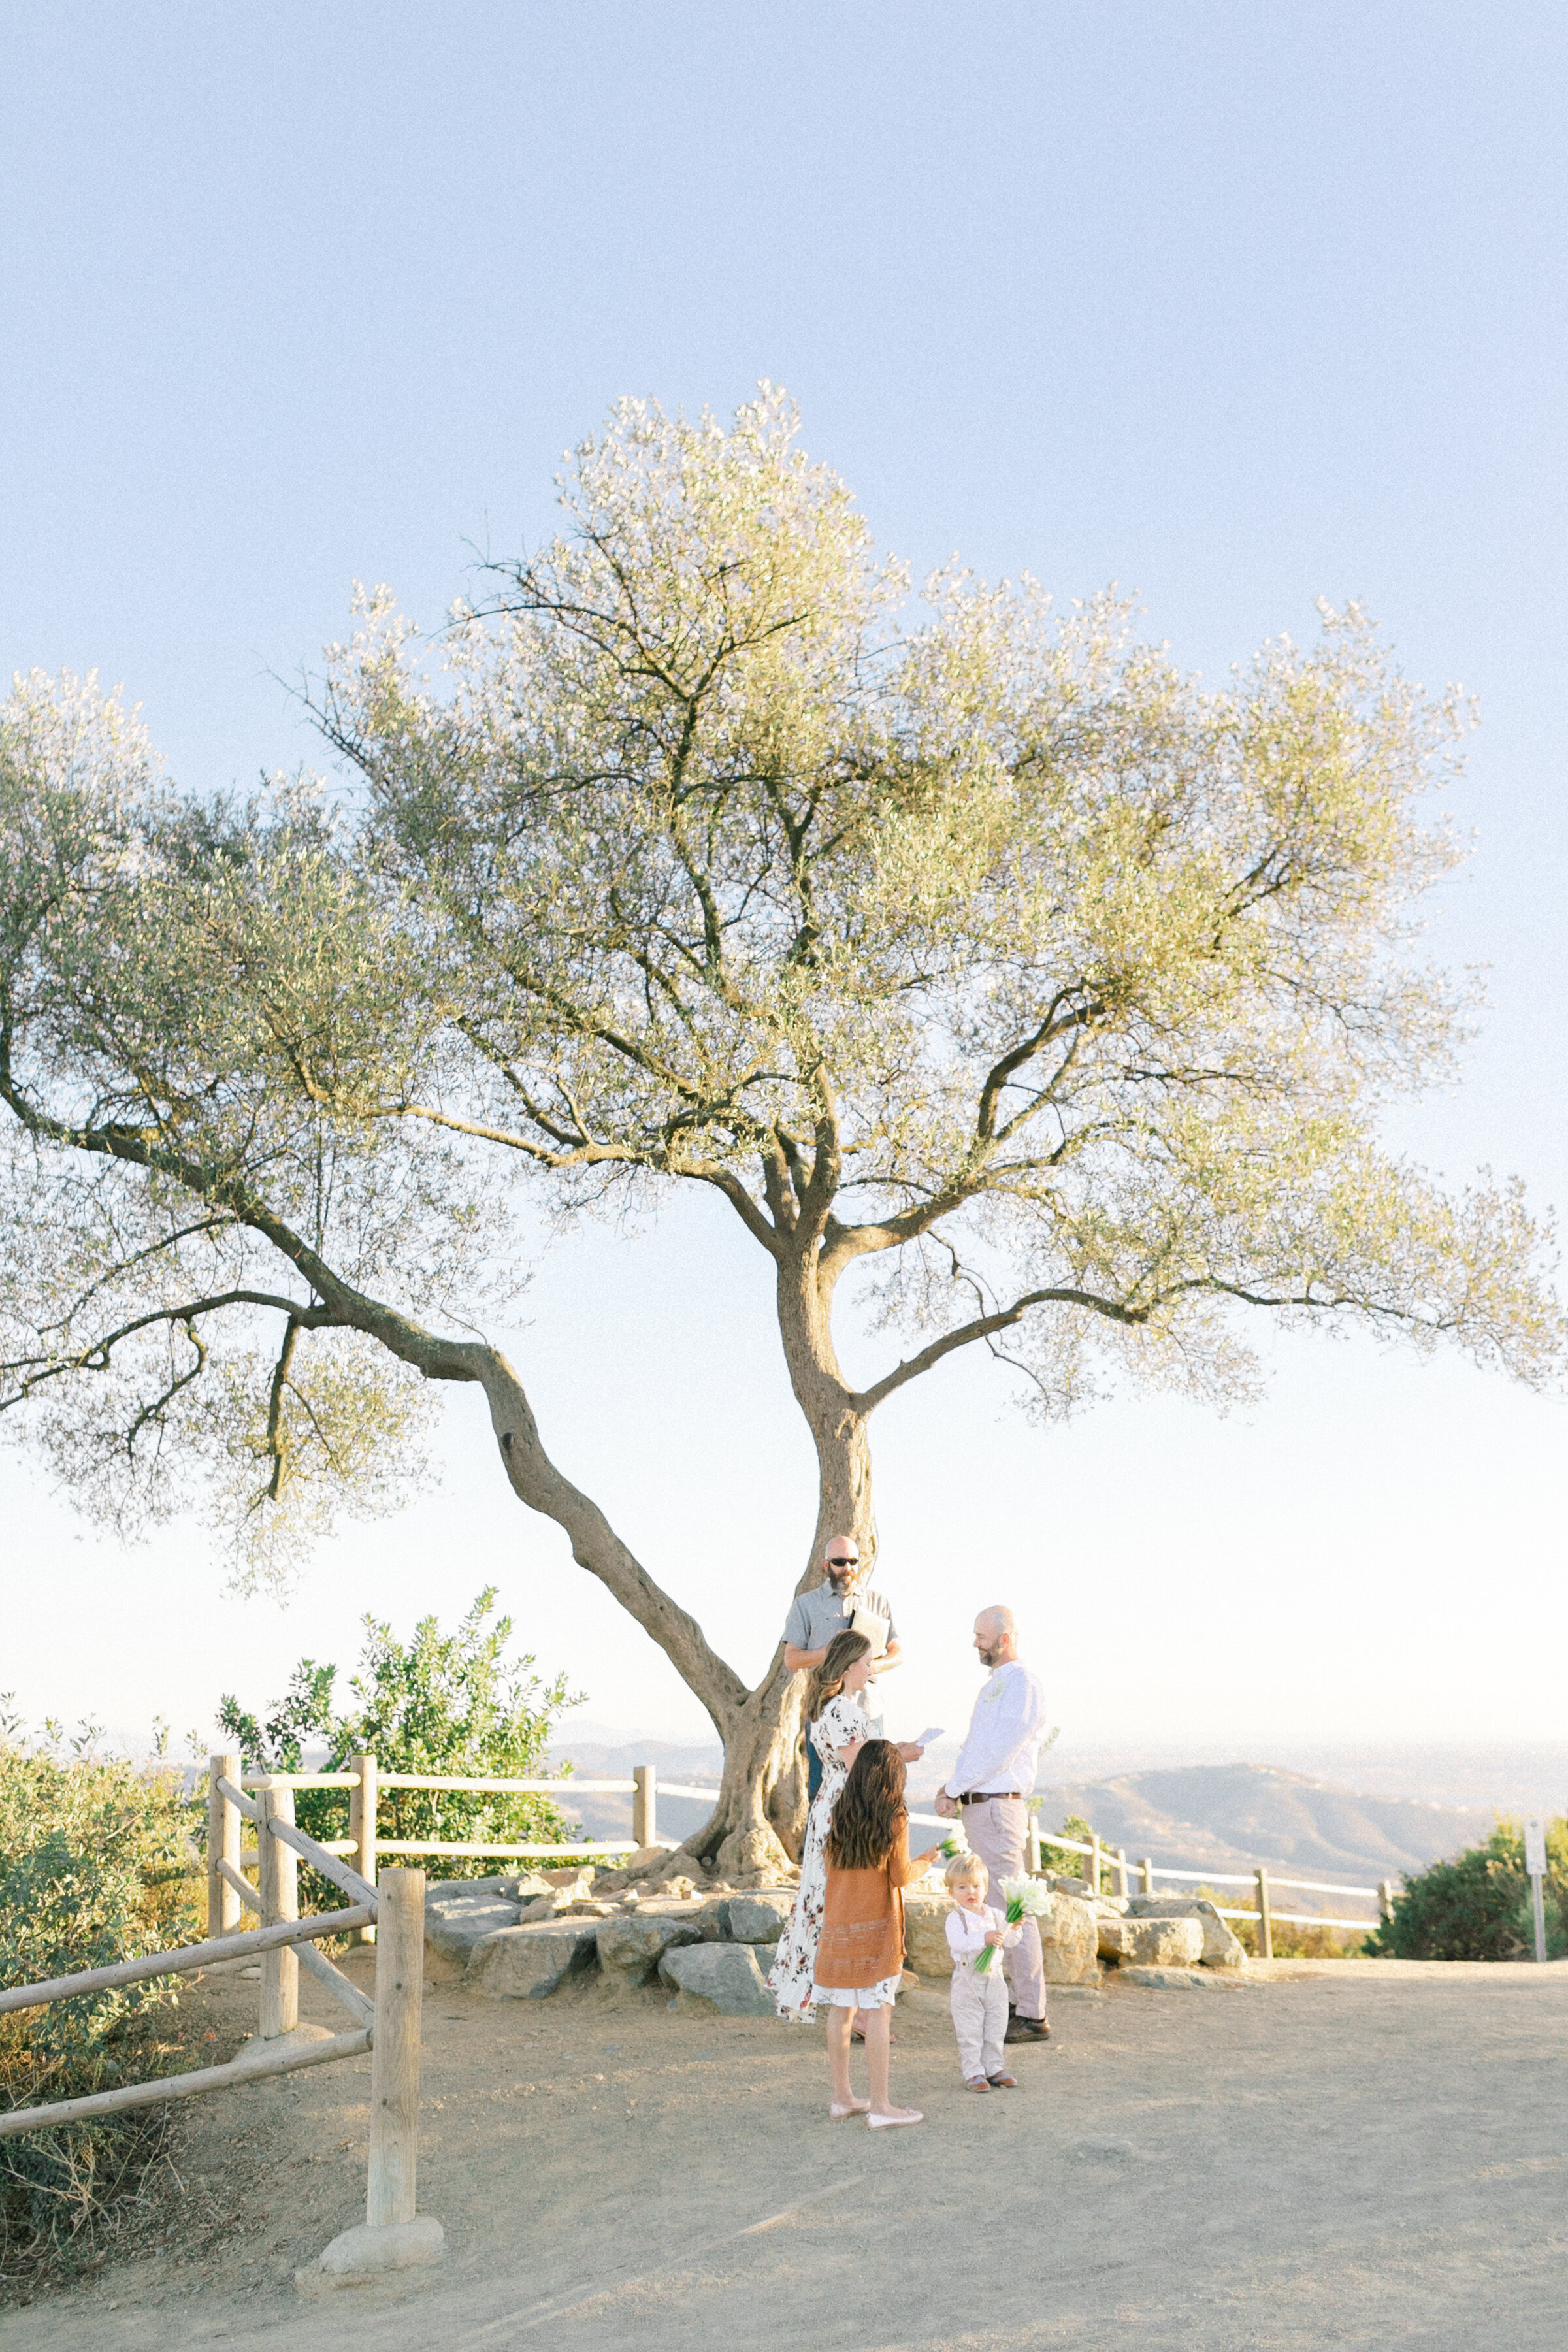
[{"x1": 3, "y1": 5, "x2": 1564, "y2": 1765}]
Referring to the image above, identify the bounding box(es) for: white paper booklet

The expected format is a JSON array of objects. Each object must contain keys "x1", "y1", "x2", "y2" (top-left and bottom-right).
[{"x1": 911, "y1": 1725, "x2": 944, "y2": 1750}]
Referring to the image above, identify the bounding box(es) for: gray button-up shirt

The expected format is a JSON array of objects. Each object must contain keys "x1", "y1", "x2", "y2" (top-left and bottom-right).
[{"x1": 783, "y1": 1581, "x2": 898, "y2": 1659}]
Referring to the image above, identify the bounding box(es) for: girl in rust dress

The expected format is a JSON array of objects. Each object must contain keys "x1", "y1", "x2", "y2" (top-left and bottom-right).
[{"x1": 813, "y1": 1739, "x2": 941, "y2": 2128}]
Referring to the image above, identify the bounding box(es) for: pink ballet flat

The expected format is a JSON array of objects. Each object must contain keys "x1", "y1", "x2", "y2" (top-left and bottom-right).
[
  {"x1": 867, "y1": 2107, "x2": 924, "y2": 2129},
  {"x1": 829, "y1": 2099, "x2": 870, "y2": 2119}
]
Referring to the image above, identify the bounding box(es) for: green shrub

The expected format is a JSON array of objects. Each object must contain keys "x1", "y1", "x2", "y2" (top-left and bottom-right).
[
  {"x1": 218, "y1": 1588, "x2": 581, "y2": 1881},
  {"x1": 0, "y1": 1743, "x2": 203, "y2": 2276},
  {"x1": 1367, "y1": 1816, "x2": 1568, "y2": 1961},
  {"x1": 1039, "y1": 1812, "x2": 1097, "y2": 1877}
]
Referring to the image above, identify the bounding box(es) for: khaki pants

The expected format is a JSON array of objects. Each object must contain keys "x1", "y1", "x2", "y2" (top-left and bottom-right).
[
  {"x1": 949, "y1": 1956, "x2": 1010, "y2": 2079},
  {"x1": 960, "y1": 1795, "x2": 1047, "y2": 2021}
]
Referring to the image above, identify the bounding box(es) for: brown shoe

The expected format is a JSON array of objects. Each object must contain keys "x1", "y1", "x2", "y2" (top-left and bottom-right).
[
  {"x1": 1004, "y1": 2014, "x2": 1051, "y2": 2044},
  {"x1": 964, "y1": 2075, "x2": 992, "y2": 2092},
  {"x1": 986, "y1": 2071, "x2": 1019, "y2": 2089}
]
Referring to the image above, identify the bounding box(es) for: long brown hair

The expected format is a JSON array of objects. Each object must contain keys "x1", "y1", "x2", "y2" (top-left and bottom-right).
[
  {"x1": 825, "y1": 1739, "x2": 907, "y2": 1872},
  {"x1": 804, "y1": 1629, "x2": 871, "y2": 1725}
]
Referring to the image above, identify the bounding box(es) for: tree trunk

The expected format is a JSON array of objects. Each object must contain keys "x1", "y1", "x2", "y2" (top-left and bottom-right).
[
  {"x1": 410, "y1": 1236, "x2": 874, "y2": 1886},
  {"x1": 670, "y1": 1237, "x2": 874, "y2": 1882}
]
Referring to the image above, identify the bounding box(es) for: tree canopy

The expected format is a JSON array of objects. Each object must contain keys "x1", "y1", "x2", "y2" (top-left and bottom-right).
[{"x1": 1, "y1": 387, "x2": 1560, "y2": 1875}]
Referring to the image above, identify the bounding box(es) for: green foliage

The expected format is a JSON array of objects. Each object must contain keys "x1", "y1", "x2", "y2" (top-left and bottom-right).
[
  {"x1": 0, "y1": 389, "x2": 1558, "y2": 1614},
  {"x1": 218, "y1": 1588, "x2": 582, "y2": 1874},
  {"x1": 1039, "y1": 1812, "x2": 1098, "y2": 1877},
  {"x1": 0, "y1": 1742, "x2": 203, "y2": 2274},
  {"x1": 1367, "y1": 1816, "x2": 1568, "y2": 1961}
]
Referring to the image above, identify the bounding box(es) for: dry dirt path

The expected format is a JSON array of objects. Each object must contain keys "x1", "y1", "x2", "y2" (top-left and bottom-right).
[{"x1": 5, "y1": 1956, "x2": 1565, "y2": 2352}]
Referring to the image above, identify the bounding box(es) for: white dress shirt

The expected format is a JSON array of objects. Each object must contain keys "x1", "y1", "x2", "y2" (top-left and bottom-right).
[
  {"x1": 944, "y1": 1658, "x2": 1049, "y2": 1798},
  {"x1": 945, "y1": 1903, "x2": 1021, "y2": 1965}
]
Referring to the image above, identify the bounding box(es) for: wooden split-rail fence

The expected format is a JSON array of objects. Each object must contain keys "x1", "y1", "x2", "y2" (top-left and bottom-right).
[
  {"x1": 915, "y1": 1813, "x2": 1393, "y2": 1959},
  {"x1": 0, "y1": 1748, "x2": 715, "y2": 2251},
  {"x1": 0, "y1": 1755, "x2": 434, "y2": 2271}
]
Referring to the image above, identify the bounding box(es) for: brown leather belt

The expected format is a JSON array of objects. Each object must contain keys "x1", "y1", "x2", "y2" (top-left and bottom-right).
[{"x1": 958, "y1": 1791, "x2": 1023, "y2": 1805}]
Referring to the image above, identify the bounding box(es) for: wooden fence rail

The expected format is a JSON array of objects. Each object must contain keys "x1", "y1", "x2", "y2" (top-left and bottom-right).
[
  {"x1": 0, "y1": 1761, "x2": 441, "y2": 2287},
  {"x1": 907, "y1": 1810, "x2": 1390, "y2": 1937}
]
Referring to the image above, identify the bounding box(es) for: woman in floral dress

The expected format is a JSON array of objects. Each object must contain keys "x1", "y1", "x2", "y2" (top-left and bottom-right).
[{"x1": 770, "y1": 1630, "x2": 877, "y2": 2021}]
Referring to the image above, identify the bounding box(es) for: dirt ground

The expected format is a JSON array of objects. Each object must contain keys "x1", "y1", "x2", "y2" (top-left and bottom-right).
[{"x1": 4, "y1": 1950, "x2": 1566, "y2": 2352}]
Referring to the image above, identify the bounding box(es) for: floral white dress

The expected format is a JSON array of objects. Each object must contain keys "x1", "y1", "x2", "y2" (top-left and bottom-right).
[{"x1": 769, "y1": 1691, "x2": 869, "y2": 2021}]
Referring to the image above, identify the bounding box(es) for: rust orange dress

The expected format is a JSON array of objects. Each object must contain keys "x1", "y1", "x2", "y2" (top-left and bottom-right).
[{"x1": 812, "y1": 1820, "x2": 919, "y2": 2007}]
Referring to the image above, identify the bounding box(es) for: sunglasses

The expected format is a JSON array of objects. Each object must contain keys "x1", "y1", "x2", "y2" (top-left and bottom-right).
[{"x1": 828, "y1": 1558, "x2": 859, "y2": 1569}]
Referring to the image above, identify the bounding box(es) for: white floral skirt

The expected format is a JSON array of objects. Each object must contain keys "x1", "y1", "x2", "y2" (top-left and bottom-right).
[{"x1": 812, "y1": 1973, "x2": 902, "y2": 2009}]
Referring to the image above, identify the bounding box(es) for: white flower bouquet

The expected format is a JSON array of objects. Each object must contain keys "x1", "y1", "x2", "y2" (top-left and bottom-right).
[{"x1": 974, "y1": 1874, "x2": 1053, "y2": 1972}]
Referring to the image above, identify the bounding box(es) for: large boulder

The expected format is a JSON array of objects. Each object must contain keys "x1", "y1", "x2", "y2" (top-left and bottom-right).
[
  {"x1": 1113, "y1": 1916, "x2": 1205, "y2": 1967},
  {"x1": 469, "y1": 1919, "x2": 601, "y2": 1999},
  {"x1": 424, "y1": 1895, "x2": 523, "y2": 1968},
  {"x1": 659, "y1": 1940, "x2": 776, "y2": 2016},
  {"x1": 595, "y1": 1912, "x2": 702, "y2": 1986},
  {"x1": 1126, "y1": 1896, "x2": 1247, "y2": 1968},
  {"x1": 903, "y1": 1893, "x2": 956, "y2": 1981},
  {"x1": 727, "y1": 1890, "x2": 795, "y2": 1944},
  {"x1": 1040, "y1": 1890, "x2": 1100, "y2": 1985}
]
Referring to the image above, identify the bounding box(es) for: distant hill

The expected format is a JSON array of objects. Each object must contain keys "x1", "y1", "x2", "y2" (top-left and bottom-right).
[{"x1": 1034, "y1": 1763, "x2": 1491, "y2": 1891}]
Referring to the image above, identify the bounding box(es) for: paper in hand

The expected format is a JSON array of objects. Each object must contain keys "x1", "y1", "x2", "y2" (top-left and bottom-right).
[
  {"x1": 911, "y1": 1726, "x2": 944, "y2": 1750},
  {"x1": 849, "y1": 1607, "x2": 890, "y2": 1658}
]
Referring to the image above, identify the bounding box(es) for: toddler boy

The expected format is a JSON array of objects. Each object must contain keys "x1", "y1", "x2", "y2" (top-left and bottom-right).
[{"x1": 944, "y1": 1853, "x2": 1021, "y2": 2091}]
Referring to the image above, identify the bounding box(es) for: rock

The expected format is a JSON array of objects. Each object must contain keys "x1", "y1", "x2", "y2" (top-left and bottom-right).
[
  {"x1": 295, "y1": 2217, "x2": 446, "y2": 2293},
  {"x1": 539, "y1": 1861, "x2": 600, "y2": 1885},
  {"x1": 469, "y1": 1919, "x2": 601, "y2": 1999},
  {"x1": 903, "y1": 1893, "x2": 956, "y2": 1980},
  {"x1": 1096, "y1": 1910, "x2": 1127, "y2": 1960},
  {"x1": 1040, "y1": 1890, "x2": 1100, "y2": 1985},
  {"x1": 514, "y1": 1870, "x2": 598, "y2": 1923},
  {"x1": 424, "y1": 1897, "x2": 523, "y2": 1965},
  {"x1": 595, "y1": 1912, "x2": 702, "y2": 1985},
  {"x1": 692, "y1": 1896, "x2": 733, "y2": 1940},
  {"x1": 425, "y1": 1874, "x2": 515, "y2": 1903},
  {"x1": 726, "y1": 1890, "x2": 794, "y2": 1943},
  {"x1": 1114, "y1": 1917, "x2": 1205, "y2": 1967},
  {"x1": 590, "y1": 1846, "x2": 678, "y2": 1891},
  {"x1": 499, "y1": 1873, "x2": 556, "y2": 1903},
  {"x1": 659, "y1": 1940, "x2": 776, "y2": 2016},
  {"x1": 1126, "y1": 1897, "x2": 1247, "y2": 1968},
  {"x1": 1120, "y1": 1965, "x2": 1233, "y2": 1992}
]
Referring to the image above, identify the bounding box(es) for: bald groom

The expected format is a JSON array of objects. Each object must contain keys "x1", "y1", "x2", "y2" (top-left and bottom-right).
[{"x1": 936, "y1": 1606, "x2": 1051, "y2": 2044}]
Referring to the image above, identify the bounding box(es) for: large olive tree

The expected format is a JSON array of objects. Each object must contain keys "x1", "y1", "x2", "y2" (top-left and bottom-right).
[{"x1": 1, "y1": 390, "x2": 1559, "y2": 1878}]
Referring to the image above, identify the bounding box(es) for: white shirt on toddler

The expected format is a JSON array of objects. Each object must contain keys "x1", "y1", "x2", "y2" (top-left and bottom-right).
[{"x1": 945, "y1": 1903, "x2": 1021, "y2": 1966}]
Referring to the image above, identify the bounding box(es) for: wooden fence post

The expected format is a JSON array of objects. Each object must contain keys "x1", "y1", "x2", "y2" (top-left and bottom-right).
[
  {"x1": 258, "y1": 1783, "x2": 299, "y2": 2039},
  {"x1": 632, "y1": 1763, "x2": 657, "y2": 1852},
  {"x1": 349, "y1": 1752, "x2": 378, "y2": 1944},
  {"x1": 1084, "y1": 1836, "x2": 1101, "y2": 1899},
  {"x1": 367, "y1": 1868, "x2": 426, "y2": 2229},
  {"x1": 1254, "y1": 1867, "x2": 1274, "y2": 1961},
  {"x1": 1026, "y1": 1812, "x2": 1041, "y2": 1876},
  {"x1": 208, "y1": 1752, "x2": 242, "y2": 1938},
  {"x1": 1379, "y1": 1878, "x2": 1394, "y2": 1927},
  {"x1": 1138, "y1": 1857, "x2": 1154, "y2": 1897},
  {"x1": 1115, "y1": 1848, "x2": 1129, "y2": 1901}
]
